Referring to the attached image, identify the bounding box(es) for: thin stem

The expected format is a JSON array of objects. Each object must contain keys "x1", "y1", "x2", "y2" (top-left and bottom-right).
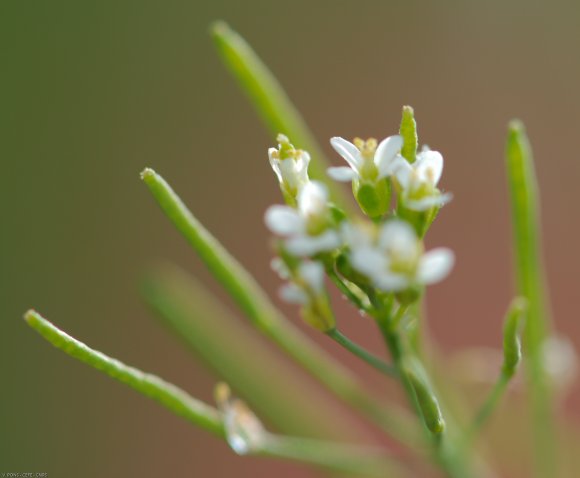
[
  {"x1": 325, "y1": 264, "x2": 370, "y2": 313},
  {"x1": 25, "y1": 310, "x2": 403, "y2": 477},
  {"x1": 466, "y1": 374, "x2": 510, "y2": 443},
  {"x1": 391, "y1": 304, "x2": 410, "y2": 330},
  {"x1": 326, "y1": 328, "x2": 398, "y2": 378},
  {"x1": 368, "y1": 293, "x2": 470, "y2": 478},
  {"x1": 24, "y1": 310, "x2": 224, "y2": 437},
  {"x1": 141, "y1": 168, "x2": 419, "y2": 447},
  {"x1": 506, "y1": 121, "x2": 555, "y2": 477},
  {"x1": 260, "y1": 435, "x2": 409, "y2": 477}
]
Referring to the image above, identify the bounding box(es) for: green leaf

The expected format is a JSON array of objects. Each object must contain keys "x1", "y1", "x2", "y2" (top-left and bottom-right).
[
  {"x1": 210, "y1": 21, "x2": 353, "y2": 213},
  {"x1": 506, "y1": 120, "x2": 555, "y2": 476}
]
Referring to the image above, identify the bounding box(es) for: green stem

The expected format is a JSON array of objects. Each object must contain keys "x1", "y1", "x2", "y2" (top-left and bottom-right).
[
  {"x1": 369, "y1": 294, "x2": 469, "y2": 478},
  {"x1": 25, "y1": 310, "x2": 402, "y2": 477},
  {"x1": 141, "y1": 168, "x2": 418, "y2": 446},
  {"x1": 466, "y1": 374, "x2": 510, "y2": 444},
  {"x1": 506, "y1": 121, "x2": 555, "y2": 476},
  {"x1": 326, "y1": 328, "x2": 397, "y2": 378},
  {"x1": 210, "y1": 21, "x2": 353, "y2": 213},
  {"x1": 326, "y1": 266, "x2": 369, "y2": 313},
  {"x1": 391, "y1": 304, "x2": 409, "y2": 330},
  {"x1": 24, "y1": 309, "x2": 223, "y2": 437},
  {"x1": 260, "y1": 435, "x2": 408, "y2": 477}
]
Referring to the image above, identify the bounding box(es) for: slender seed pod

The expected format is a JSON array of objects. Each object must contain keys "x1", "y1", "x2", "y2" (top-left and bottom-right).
[
  {"x1": 403, "y1": 358, "x2": 446, "y2": 435},
  {"x1": 399, "y1": 105, "x2": 418, "y2": 164},
  {"x1": 502, "y1": 297, "x2": 528, "y2": 378}
]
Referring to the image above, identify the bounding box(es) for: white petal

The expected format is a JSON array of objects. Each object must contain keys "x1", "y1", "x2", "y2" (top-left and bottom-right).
[
  {"x1": 375, "y1": 135, "x2": 403, "y2": 178},
  {"x1": 330, "y1": 137, "x2": 362, "y2": 170},
  {"x1": 404, "y1": 192, "x2": 453, "y2": 211},
  {"x1": 285, "y1": 230, "x2": 341, "y2": 256},
  {"x1": 270, "y1": 257, "x2": 290, "y2": 279},
  {"x1": 373, "y1": 272, "x2": 409, "y2": 292},
  {"x1": 297, "y1": 181, "x2": 328, "y2": 217},
  {"x1": 298, "y1": 261, "x2": 325, "y2": 293},
  {"x1": 415, "y1": 150, "x2": 443, "y2": 186},
  {"x1": 417, "y1": 248, "x2": 454, "y2": 284},
  {"x1": 264, "y1": 206, "x2": 303, "y2": 235},
  {"x1": 341, "y1": 222, "x2": 373, "y2": 249},
  {"x1": 327, "y1": 166, "x2": 358, "y2": 182},
  {"x1": 279, "y1": 283, "x2": 308, "y2": 304},
  {"x1": 378, "y1": 220, "x2": 417, "y2": 257},
  {"x1": 268, "y1": 148, "x2": 283, "y2": 183},
  {"x1": 350, "y1": 247, "x2": 388, "y2": 278},
  {"x1": 392, "y1": 157, "x2": 413, "y2": 189}
]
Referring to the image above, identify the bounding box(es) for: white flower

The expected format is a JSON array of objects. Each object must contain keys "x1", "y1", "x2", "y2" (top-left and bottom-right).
[
  {"x1": 215, "y1": 383, "x2": 266, "y2": 455},
  {"x1": 327, "y1": 135, "x2": 403, "y2": 183},
  {"x1": 268, "y1": 134, "x2": 310, "y2": 202},
  {"x1": 265, "y1": 181, "x2": 340, "y2": 256},
  {"x1": 391, "y1": 147, "x2": 452, "y2": 211},
  {"x1": 279, "y1": 261, "x2": 325, "y2": 305},
  {"x1": 343, "y1": 220, "x2": 454, "y2": 291}
]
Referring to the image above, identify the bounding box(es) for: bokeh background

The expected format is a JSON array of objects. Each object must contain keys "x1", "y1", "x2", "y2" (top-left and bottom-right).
[{"x1": 3, "y1": 1, "x2": 580, "y2": 476}]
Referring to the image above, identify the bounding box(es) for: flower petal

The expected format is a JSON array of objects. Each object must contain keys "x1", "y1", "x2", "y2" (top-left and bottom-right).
[
  {"x1": 417, "y1": 248, "x2": 455, "y2": 284},
  {"x1": 264, "y1": 206, "x2": 303, "y2": 235},
  {"x1": 327, "y1": 166, "x2": 358, "y2": 182},
  {"x1": 298, "y1": 261, "x2": 325, "y2": 293},
  {"x1": 279, "y1": 283, "x2": 308, "y2": 304},
  {"x1": 378, "y1": 220, "x2": 417, "y2": 257},
  {"x1": 373, "y1": 272, "x2": 409, "y2": 292},
  {"x1": 268, "y1": 148, "x2": 283, "y2": 183},
  {"x1": 375, "y1": 135, "x2": 403, "y2": 178},
  {"x1": 350, "y1": 246, "x2": 388, "y2": 278},
  {"x1": 330, "y1": 137, "x2": 362, "y2": 170},
  {"x1": 297, "y1": 181, "x2": 329, "y2": 217},
  {"x1": 415, "y1": 150, "x2": 443, "y2": 186},
  {"x1": 405, "y1": 192, "x2": 453, "y2": 211},
  {"x1": 285, "y1": 230, "x2": 341, "y2": 256},
  {"x1": 392, "y1": 157, "x2": 413, "y2": 189}
]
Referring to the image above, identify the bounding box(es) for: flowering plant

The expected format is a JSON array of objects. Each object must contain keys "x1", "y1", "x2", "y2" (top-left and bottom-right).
[{"x1": 24, "y1": 21, "x2": 573, "y2": 478}]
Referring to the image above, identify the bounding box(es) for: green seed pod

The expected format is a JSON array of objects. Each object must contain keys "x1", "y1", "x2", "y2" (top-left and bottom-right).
[
  {"x1": 502, "y1": 297, "x2": 527, "y2": 378},
  {"x1": 353, "y1": 179, "x2": 390, "y2": 219},
  {"x1": 404, "y1": 358, "x2": 445, "y2": 435},
  {"x1": 399, "y1": 105, "x2": 418, "y2": 164}
]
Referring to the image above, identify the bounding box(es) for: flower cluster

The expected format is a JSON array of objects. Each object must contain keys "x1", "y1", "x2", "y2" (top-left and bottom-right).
[{"x1": 264, "y1": 107, "x2": 454, "y2": 331}]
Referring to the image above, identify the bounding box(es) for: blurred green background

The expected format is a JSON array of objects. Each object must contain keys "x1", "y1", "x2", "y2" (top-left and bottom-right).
[{"x1": 3, "y1": 1, "x2": 580, "y2": 476}]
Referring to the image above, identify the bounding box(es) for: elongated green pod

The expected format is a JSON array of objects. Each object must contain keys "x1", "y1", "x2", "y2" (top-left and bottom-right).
[
  {"x1": 24, "y1": 310, "x2": 224, "y2": 437},
  {"x1": 399, "y1": 105, "x2": 418, "y2": 163},
  {"x1": 506, "y1": 121, "x2": 555, "y2": 476},
  {"x1": 403, "y1": 358, "x2": 445, "y2": 435},
  {"x1": 502, "y1": 297, "x2": 527, "y2": 378},
  {"x1": 211, "y1": 21, "x2": 353, "y2": 212}
]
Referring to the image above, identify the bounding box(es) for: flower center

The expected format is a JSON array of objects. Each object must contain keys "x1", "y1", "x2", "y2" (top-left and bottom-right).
[
  {"x1": 353, "y1": 137, "x2": 378, "y2": 160},
  {"x1": 353, "y1": 137, "x2": 379, "y2": 180},
  {"x1": 273, "y1": 134, "x2": 304, "y2": 160}
]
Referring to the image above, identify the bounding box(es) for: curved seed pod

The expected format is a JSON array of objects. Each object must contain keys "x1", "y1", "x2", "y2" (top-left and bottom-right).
[
  {"x1": 403, "y1": 358, "x2": 445, "y2": 435},
  {"x1": 502, "y1": 297, "x2": 527, "y2": 378}
]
